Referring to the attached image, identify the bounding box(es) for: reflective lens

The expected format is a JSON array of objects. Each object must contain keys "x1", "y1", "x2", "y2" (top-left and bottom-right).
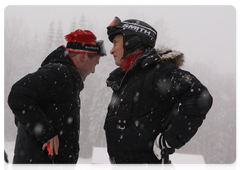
[
  {"x1": 107, "y1": 17, "x2": 122, "y2": 42},
  {"x1": 108, "y1": 17, "x2": 121, "y2": 27}
]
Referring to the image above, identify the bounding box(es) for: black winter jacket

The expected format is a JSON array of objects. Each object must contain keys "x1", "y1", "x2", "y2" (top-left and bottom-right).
[
  {"x1": 8, "y1": 46, "x2": 84, "y2": 163},
  {"x1": 104, "y1": 48, "x2": 213, "y2": 163}
]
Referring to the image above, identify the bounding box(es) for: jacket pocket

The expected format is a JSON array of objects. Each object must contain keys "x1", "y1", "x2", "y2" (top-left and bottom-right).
[{"x1": 104, "y1": 100, "x2": 132, "y2": 130}]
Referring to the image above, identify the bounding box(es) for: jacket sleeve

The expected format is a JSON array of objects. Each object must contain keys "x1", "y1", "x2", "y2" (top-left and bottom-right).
[
  {"x1": 8, "y1": 66, "x2": 67, "y2": 144},
  {"x1": 155, "y1": 67, "x2": 213, "y2": 149}
]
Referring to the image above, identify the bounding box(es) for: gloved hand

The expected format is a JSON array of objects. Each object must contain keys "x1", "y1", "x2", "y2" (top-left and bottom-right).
[{"x1": 153, "y1": 133, "x2": 175, "y2": 160}]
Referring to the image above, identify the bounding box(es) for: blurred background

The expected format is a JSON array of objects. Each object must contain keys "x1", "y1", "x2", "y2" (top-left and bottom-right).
[{"x1": 4, "y1": 5, "x2": 236, "y2": 164}]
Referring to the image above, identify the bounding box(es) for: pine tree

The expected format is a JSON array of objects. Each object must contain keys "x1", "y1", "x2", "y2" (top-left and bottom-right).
[
  {"x1": 44, "y1": 21, "x2": 55, "y2": 56},
  {"x1": 55, "y1": 20, "x2": 65, "y2": 46},
  {"x1": 153, "y1": 17, "x2": 179, "y2": 49},
  {"x1": 79, "y1": 56, "x2": 114, "y2": 158},
  {"x1": 69, "y1": 16, "x2": 77, "y2": 32},
  {"x1": 79, "y1": 15, "x2": 86, "y2": 30},
  {"x1": 4, "y1": 16, "x2": 31, "y2": 141}
]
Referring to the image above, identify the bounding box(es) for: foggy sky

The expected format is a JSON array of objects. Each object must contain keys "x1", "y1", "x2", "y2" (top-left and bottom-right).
[{"x1": 4, "y1": 5, "x2": 236, "y2": 75}]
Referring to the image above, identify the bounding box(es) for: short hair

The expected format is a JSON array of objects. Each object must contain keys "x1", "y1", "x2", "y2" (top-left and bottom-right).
[
  {"x1": 69, "y1": 52, "x2": 78, "y2": 58},
  {"x1": 87, "y1": 53, "x2": 99, "y2": 59}
]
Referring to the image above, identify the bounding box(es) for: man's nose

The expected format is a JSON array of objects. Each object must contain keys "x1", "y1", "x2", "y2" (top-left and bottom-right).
[
  {"x1": 110, "y1": 47, "x2": 114, "y2": 55},
  {"x1": 91, "y1": 67, "x2": 95, "y2": 74}
]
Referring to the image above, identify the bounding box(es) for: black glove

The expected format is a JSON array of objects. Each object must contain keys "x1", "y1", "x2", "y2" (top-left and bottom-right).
[{"x1": 153, "y1": 133, "x2": 175, "y2": 161}]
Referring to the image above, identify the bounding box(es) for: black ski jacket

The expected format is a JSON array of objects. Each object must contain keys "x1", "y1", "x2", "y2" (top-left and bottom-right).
[
  {"x1": 104, "y1": 48, "x2": 213, "y2": 163},
  {"x1": 8, "y1": 46, "x2": 84, "y2": 163}
]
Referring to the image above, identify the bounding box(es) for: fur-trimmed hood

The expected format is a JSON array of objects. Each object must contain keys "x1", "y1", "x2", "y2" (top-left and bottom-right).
[
  {"x1": 138, "y1": 48, "x2": 184, "y2": 69},
  {"x1": 156, "y1": 48, "x2": 184, "y2": 67}
]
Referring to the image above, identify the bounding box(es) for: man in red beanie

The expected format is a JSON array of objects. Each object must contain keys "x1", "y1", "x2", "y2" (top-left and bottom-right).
[
  {"x1": 0, "y1": 133, "x2": 8, "y2": 170},
  {"x1": 8, "y1": 29, "x2": 106, "y2": 164}
]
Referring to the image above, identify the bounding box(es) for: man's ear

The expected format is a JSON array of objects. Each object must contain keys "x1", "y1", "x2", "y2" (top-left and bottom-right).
[{"x1": 79, "y1": 53, "x2": 85, "y2": 62}]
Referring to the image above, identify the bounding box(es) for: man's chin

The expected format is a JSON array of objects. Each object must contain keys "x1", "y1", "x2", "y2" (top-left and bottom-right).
[
  {"x1": 115, "y1": 61, "x2": 121, "y2": 66},
  {"x1": 80, "y1": 75, "x2": 86, "y2": 82}
]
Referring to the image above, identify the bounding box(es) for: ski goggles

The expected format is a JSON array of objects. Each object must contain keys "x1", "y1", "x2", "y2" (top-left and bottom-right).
[
  {"x1": 108, "y1": 16, "x2": 121, "y2": 27},
  {"x1": 107, "y1": 16, "x2": 157, "y2": 40},
  {"x1": 67, "y1": 40, "x2": 106, "y2": 56}
]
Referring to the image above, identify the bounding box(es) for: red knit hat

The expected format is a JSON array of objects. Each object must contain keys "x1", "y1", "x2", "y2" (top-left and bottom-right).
[
  {"x1": 65, "y1": 29, "x2": 97, "y2": 45},
  {"x1": 65, "y1": 29, "x2": 98, "y2": 54},
  {"x1": 65, "y1": 29, "x2": 106, "y2": 56}
]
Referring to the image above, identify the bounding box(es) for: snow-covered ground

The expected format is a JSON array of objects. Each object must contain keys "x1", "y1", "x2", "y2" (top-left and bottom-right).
[
  {"x1": 1, "y1": 141, "x2": 91, "y2": 170},
  {"x1": 4, "y1": 141, "x2": 205, "y2": 164}
]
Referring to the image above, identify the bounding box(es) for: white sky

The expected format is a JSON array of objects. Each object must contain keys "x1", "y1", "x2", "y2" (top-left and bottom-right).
[{"x1": 0, "y1": 0, "x2": 240, "y2": 77}]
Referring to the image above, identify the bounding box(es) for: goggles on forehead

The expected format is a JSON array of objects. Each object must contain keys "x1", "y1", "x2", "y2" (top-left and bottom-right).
[
  {"x1": 107, "y1": 17, "x2": 122, "y2": 35},
  {"x1": 107, "y1": 16, "x2": 157, "y2": 40},
  {"x1": 108, "y1": 16, "x2": 121, "y2": 27},
  {"x1": 66, "y1": 40, "x2": 106, "y2": 56}
]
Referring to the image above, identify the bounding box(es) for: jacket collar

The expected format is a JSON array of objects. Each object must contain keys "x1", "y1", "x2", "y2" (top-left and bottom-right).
[
  {"x1": 107, "y1": 48, "x2": 159, "y2": 90},
  {"x1": 41, "y1": 45, "x2": 84, "y2": 91},
  {"x1": 107, "y1": 48, "x2": 184, "y2": 91}
]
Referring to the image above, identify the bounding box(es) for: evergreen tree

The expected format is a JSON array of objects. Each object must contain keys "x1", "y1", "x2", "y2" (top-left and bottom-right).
[
  {"x1": 79, "y1": 15, "x2": 86, "y2": 30},
  {"x1": 44, "y1": 21, "x2": 55, "y2": 56},
  {"x1": 153, "y1": 17, "x2": 179, "y2": 49},
  {"x1": 79, "y1": 56, "x2": 114, "y2": 158},
  {"x1": 4, "y1": 16, "x2": 31, "y2": 141},
  {"x1": 55, "y1": 20, "x2": 65, "y2": 47},
  {"x1": 69, "y1": 16, "x2": 77, "y2": 32},
  {"x1": 30, "y1": 32, "x2": 45, "y2": 68}
]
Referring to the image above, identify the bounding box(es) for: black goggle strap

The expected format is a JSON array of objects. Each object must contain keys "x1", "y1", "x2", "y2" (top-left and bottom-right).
[{"x1": 67, "y1": 40, "x2": 106, "y2": 56}]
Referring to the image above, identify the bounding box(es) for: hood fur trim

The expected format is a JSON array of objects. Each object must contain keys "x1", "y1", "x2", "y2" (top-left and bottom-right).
[{"x1": 156, "y1": 48, "x2": 184, "y2": 67}]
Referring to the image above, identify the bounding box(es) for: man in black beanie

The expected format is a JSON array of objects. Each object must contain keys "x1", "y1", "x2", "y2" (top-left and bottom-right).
[{"x1": 104, "y1": 17, "x2": 213, "y2": 164}]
